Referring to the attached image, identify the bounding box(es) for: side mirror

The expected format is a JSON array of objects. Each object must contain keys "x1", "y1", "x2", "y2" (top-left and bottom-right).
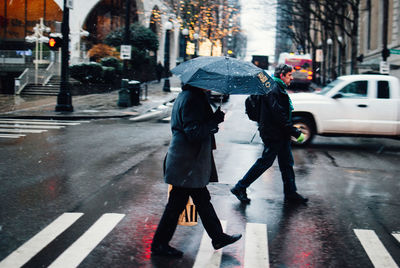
[{"x1": 332, "y1": 93, "x2": 343, "y2": 99}]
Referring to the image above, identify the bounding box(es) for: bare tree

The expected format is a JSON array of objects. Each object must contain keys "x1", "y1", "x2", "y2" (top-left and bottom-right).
[{"x1": 278, "y1": 0, "x2": 361, "y2": 83}]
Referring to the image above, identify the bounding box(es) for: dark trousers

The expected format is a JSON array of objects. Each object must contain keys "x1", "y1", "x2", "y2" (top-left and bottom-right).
[
  {"x1": 152, "y1": 186, "x2": 224, "y2": 246},
  {"x1": 236, "y1": 139, "x2": 297, "y2": 194}
]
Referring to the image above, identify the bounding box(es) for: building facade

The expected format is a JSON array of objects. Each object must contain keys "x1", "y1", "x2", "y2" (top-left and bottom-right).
[{"x1": 358, "y1": 0, "x2": 400, "y2": 78}]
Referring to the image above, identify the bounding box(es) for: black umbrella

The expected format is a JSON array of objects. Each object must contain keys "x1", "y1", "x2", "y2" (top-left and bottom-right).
[{"x1": 171, "y1": 56, "x2": 274, "y2": 95}]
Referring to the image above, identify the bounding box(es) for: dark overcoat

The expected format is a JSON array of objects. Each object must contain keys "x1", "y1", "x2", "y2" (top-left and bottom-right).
[
  {"x1": 258, "y1": 82, "x2": 301, "y2": 141},
  {"x1": 164, "y1": 87, "x2": 218, "y2": 188}
]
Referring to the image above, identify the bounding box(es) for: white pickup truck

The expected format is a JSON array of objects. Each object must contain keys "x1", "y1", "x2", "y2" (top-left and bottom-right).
[{"x1": 289, "y1": 75, "x2": 400, "y2": 145}]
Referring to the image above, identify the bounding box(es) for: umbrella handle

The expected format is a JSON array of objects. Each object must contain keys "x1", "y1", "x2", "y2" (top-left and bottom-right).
[{"x1": 219, "y1": 96, "x2": 223, "y2": 107}]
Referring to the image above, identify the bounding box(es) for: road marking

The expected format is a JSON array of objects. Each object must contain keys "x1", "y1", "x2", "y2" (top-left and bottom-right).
[
  {"x1": 0, "y1": 134, "x2": 25, "y2": 138},
  {"x1": 48, "y1": 213, "x2": 125, "y2": 268},
  {"x1": 354, "y1": 229, "x2": 398, "y2": 268},
  {"x1": 244, "y1": 223, "x2": 269, "y2": 268},
  {"x1": 0, "y1": 120, "x2": 80, "y2": 126},
  {"x1": 193, "y1": 220, "x2": 227, "y2": 268},
  {"x1": 0, "y1": 118, "x2": 90, "y2": 123},
  {"x1": 0, "y1": 128, "x2": 47, "y2": 133},
  {"x1": 0, "y1": 125, "x2": 64, "y2": 129},
  {"x1": 0, "y1": 213, "x2": 83, "y2": 268},
  {"x1": 392, "y1": 232, "x2": 400, "y2": 243}
]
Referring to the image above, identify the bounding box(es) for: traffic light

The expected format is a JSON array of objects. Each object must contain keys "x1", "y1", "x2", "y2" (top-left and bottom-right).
[
  {"x1": 381, "y1": 48, "x2": 390, "y2": 60},
  {"x1": 48, "y1": 37, "x2": 63, "y2": 50}
]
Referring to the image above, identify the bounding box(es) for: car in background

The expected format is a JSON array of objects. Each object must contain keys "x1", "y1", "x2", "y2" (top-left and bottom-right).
[{"x1": 289, "y1": 75, "x2": 400, "y2": 145}]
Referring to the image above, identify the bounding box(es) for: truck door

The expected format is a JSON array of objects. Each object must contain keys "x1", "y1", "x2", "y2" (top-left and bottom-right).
[
  {"x1": 366, "y1": 80, "x2": 396, "y2": 135},
  {"x1": 330, "y1": 80, "x2": 370, "y2": 134}
]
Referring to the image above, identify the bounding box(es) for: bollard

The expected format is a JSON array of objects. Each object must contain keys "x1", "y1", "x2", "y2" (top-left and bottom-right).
[
  {"x1": 128, "y1": 80, "x2": 141, "y2": 106},
  {"x1": 117, "y1": 79, "x2": 132, "y2": 107}
]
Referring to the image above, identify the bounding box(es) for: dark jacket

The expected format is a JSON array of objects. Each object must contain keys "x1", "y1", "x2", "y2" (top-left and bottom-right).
[
  {"x1": 164, "y1": 86, "x2": 218, "y2": 188},
  {"x1": 258, "y1": 80, "x2": 301, "y2": 141}
]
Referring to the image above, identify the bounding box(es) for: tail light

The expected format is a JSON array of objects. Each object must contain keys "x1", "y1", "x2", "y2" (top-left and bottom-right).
[
  {"x1": 307, "y1": 76, "x2": 313, "y2": 80},
  {"x1": 308, "y1": 71, "x2": 313, "y2": 75}
]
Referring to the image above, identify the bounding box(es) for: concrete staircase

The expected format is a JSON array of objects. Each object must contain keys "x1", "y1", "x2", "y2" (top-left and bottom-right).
[{"x1": 21, "y1": 76, "x2": 79, "y2": 96}]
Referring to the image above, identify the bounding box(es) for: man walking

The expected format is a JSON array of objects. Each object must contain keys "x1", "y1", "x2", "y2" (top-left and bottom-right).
[
  {"x1": 151, "y1": 84, "x2": 241, "y2": 258},
  {"x1": 231, "y1": 64, "x2": 308, "y2": 204}
]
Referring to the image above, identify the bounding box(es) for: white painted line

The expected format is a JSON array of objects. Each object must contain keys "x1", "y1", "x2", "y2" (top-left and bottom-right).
[
  {"x1": 0, "y1": 125, "x2": 64, "y2": 129},
  {"x1": 392, "y1": 232, "x2": 400, "y2": 243},
  {"x1": 0, "y1": 120, "x2": 80, "y2": 126},
  {"x1": 0, "y1": 213, "x2": 83, "y2": 267},
  {"x1": 354, "y1": 229, "x2": 398, "y2": 268},
  {"x1": 48, "y1": 213, "x2": 125, "y2": 268},
  {"x1": 0, "y1": 129, "x2": 47, "y2": 133},
  {"x1": 244, "y1": 223, "x2": 269, "y2": 268},
  {"x1": 0, "y1": 119, "x2": 90, "y2": 123},
  {"x1": 193, "y1": 220, "x2": 227, "y2": 268},
  {"x1": 0, "y1": 134, "x2": 25, "y2": 138}
]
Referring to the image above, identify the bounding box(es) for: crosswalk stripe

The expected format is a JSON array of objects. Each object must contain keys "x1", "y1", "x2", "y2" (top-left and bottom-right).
[
  {"x1": 354, "y1": 229, "x2": 398, "y2": 268},
  {"x1": 0, "y1": 134, "x2": 25, "y2": 138},
  {"x1": 0, "y1": 119, "x2": 90, "y2": 124},
  {"x1": 244, "y1": 223, "x2": 269, "y2": 268},
  {"x1": 0, "y1": 120, "x2": 80, "y2": 126},
  {"x1": 0, "y1": 125, "x2": 64, "y2": 129},
  {"x1": 0, "y1": 129, "x2": 47, "y2": 133},
  {"x1": 48, "y1": 213, "x2": 125, "y2": 268},
  {"x1": 193, "y1": 220, "x2": 227, "y2": 268},
  {"x1": 0, "y1": 213, "x2": 83, "y2": 268},
  {"x1": 392, "y1": 232, "x2": 400, "y2": 243}
]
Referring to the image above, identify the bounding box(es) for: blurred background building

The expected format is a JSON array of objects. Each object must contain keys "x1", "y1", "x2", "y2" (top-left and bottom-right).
[
  {"x1": 0, "y1": 0, "x2": 245, "y2": 94},
  {"x1": 274, "y1": 0, "x2": 400, "y2": 84}
]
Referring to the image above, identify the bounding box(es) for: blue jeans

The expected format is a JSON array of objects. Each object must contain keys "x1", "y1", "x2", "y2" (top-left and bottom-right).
[{"x1": 236, "y1": 139, "x2": 297, "y2": 194}]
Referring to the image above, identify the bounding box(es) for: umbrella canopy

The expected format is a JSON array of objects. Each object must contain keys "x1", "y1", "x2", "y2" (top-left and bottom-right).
[{"x1": 171, "y1": 56, "x2": 274, "y2": 95}]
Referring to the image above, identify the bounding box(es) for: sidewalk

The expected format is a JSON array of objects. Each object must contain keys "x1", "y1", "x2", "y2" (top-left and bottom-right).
[{"x1": 0, "y1": 76, "x2": 181, "y2": 120}]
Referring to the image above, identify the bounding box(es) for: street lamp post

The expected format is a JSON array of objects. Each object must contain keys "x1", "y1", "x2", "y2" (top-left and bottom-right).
[
  {"x1": 327, "y1": 38, "x2": 333, "y2": 82},
  {"x1": 55, "y1": 0, "x2": 73, "y2": 112},
  {"x1": 162, "y1": 21, "x2": 173, "y2": 92},
  {"x1": 337, "y1": 36, "x2": 343, "y2": 76},
  {"x1": 123, "y1": 0, "x2": 131, "y2": 78},
  {"x1": 182, "y1": 28, "x2": 189, "y2": 61},
  {"x1": 25, "y1": 18, "x2": 50, "y2": 85},
  {"x1": 193, "y1": 33, "x2": 199, "y2": 57}
]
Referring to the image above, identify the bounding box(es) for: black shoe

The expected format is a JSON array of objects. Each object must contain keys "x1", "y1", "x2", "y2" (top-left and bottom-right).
[
  {"x1": 231, "y1": 187, "x2": 250, "y2": 203},
  {"x1": 212, "y1": 234, "x2": 242, "y2": 250},
  {"x1": 284, "y1": 192, "x2": 308, "y2": 204},
  {"x1": 151, "y1": 244, "x2": 183, "y2": 258}
]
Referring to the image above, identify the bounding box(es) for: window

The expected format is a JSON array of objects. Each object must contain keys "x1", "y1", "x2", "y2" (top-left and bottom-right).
[
  {"x1": 377, "y1": 81, "x2": 390, "y2": 99},
  {"x1": 339, "y1": 81, "x2": 368, "y2": 98}
]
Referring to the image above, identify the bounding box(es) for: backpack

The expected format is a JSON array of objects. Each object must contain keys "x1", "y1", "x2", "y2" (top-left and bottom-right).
[{"x1": 245, "y1": 95, "x2": 261, "y2": 122}]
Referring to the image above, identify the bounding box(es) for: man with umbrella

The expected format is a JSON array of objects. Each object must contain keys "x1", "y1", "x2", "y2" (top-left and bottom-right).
[
  {"x1": 231, "y1": 64, "x2": 308, "y2": 204},
  {"x1": 151, "y1": 83, "x2": 242, "y2": 258}
]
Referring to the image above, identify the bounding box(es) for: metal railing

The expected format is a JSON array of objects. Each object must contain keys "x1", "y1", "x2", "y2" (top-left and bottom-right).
[{"x1": 14, "y1": 68, "x2": 30, "y2": 94}]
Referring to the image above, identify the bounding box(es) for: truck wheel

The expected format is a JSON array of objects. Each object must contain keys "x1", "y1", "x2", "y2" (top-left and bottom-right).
[{"x1": 292, "y1": 116, "x2": 315, "y2": 146}]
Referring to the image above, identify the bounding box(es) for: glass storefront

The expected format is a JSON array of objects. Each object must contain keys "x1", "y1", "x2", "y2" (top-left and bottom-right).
[
  {"x1": 0, "y1": 0, "x2": 62, "y2": 49},
  {"x1": 0, "y1": 0, "x2": 139, "y2": 49}
]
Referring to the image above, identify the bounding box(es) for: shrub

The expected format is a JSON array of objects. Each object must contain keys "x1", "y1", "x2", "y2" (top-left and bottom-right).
[
  {"x1": 102, "y1": 66, "x2": 116, "y2": 83},
  {"x1": 87, "y1": 44, "x2": 120, "y2": 62},
  {"x1": 100, "y1": 57, "x2": 122, "y2": 74}
]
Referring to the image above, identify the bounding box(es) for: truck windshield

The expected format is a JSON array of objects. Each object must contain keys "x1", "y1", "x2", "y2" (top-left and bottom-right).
[{"x1": 318, "y1": 79, "x2": 343, "y2": 95}]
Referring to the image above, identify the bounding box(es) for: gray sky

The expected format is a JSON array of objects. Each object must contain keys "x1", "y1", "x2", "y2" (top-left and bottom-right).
[{"x1": 240, "y1": 0, "x2": 277, "y2": 60}]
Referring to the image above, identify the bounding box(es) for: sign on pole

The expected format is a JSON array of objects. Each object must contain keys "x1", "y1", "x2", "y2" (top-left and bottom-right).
[
  {"x1": 389, "y1": 49, "x2": 400, "y2": 55},
  {"x1": 380, "y1": 61, "x2": 390, "y2": 74},
  {"x1": 66, "y1": 0, "x2": 73, "y2": 9},
  {"x1": 316, "y1": 49, "x2": 323, "y2": 62},
  {"x1": 120, "y1": 45, "x2": 132, "y2": 60}
]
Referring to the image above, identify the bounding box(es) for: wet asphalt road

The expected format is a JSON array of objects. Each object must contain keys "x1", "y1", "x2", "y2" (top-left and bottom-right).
[{"x1": 0, "y1": 95, "x2": 399, "y2": 267}]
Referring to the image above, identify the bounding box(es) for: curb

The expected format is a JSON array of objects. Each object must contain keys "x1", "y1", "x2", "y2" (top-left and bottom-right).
[{"x1": 0, "y1": 95, "x2": 177, "y2": 121}]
